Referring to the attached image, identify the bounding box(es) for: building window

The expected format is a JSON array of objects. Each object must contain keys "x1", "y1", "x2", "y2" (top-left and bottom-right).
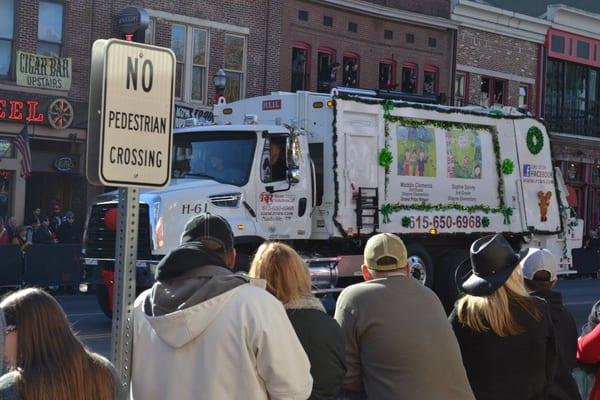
[
  {"x1": 144, "y1": 18, "x2": 154, "y2": 44},
  {"x1": 428, "y1": 37, "x2": 437, "y2": 48},
  {"x1": 323, "y1": 16, "x2": 333, "y2": 27},
  {"x1": 0, "y1": 0, "x2": 14, "y2": 76},
  {"x1": 224, "y1": 34, "x2": 245, "y2": 102},
  {"x1": 551, "y1": 35, "x2": 565, "y2": 53},
  {"x1": 423, "y1": 66, "x2": 438, "y2": 95},
  {"x1": 317, "y1": 47, "x2": 337, "y2": 93},
  {"x1": 401, "y1": 63, "x2": 417, "y2": 93},
  {"x1": 384, "y1": 30, "x2": 393, "y2": 40},
  {"x1": 170, "y1": 25, "x2": 209, "y2": 103},
  {"x1": 518, "y1": 84, "x2": 530, "y2": 110},
  {"x1": 480, "y1": 77, "x2": 506, "y2": 107},
  {"x1": 298, "y1": 10, "x2": 308, "y2": 21},
  {"x1": 455, "y1": 72, "x2": 467, "y2": 106},
  {"x1": 406, "y1": 33, "x2": 415, "y2": 44},
  {"x1": 348, "y1": 22, "x2": 357, "y2": 33},
  {"x1": 577, "y1": 41, "x2": 590, "y2": 59},
  {"x1": 291, "y1": 43, "x2": 310, "y2": 92},
  {"x1": 342, "y1": 53, "x2": 359, "y2": 87},
  {"x1": 379, "y1": 60, "x2": 396, "y2": 90},
  {"x1": 37, "y1": 1, "x2": 64, "y2": 56}
]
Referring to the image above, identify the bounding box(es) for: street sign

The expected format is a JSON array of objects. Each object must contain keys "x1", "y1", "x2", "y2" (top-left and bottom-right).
[
  {"x1": 87, "y1": 39, "x2": 175, "y2": 188},
  {"x1": 86, "y1": 39, "x2": 174, "y2": 396}
]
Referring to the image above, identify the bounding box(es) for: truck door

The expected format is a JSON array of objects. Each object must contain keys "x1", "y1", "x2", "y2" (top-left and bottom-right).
[{"x1": 255, "y1": 134, "x2": 312, "y2": 239}]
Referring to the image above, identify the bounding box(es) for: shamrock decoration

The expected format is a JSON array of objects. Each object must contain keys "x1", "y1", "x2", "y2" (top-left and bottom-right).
[
  {"x1": 501, "y1": 159, "x2": 514, "y2": 175},
  {"x1": 378, "y1": 148, "x2": 394, "y2": 168},
  {"x1": 401, "y1": 216, "x2": 411, "y2": 228},
  {"x1": 527, "y1": 126, "x2": 544, "y2": 155},
  {"x1": 382, "y1": 100, "x2": 394, "y2": 116},
  {"x1": 501, "y1": 207, "x2": 513, "y2": 224},
  {"x1": 380, "y1": 204, "x2": 394, "y2": 224},
  {"x1": 481, "y1": 216, "x2": 490, "y2": 227}
]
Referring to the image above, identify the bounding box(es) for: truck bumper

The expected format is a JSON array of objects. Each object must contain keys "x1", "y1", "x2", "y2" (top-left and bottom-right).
[{"x1": 81, "y1": 258, "x2": 158, "y2": 288}]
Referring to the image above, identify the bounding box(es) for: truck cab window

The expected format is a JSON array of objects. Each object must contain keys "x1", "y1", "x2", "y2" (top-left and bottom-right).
[{"x1": 261, "y1": 137, "x2": 288, "y2": 183}]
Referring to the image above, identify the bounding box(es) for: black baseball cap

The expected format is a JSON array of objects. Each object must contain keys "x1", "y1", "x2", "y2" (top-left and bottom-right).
[{"x1": 181, "y1": 213, "x2": 234, "y2": 252}]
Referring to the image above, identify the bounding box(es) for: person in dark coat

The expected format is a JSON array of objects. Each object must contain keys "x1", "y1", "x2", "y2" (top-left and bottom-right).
[
  {"x1": 249, "y1": 242, "x2": 346, "y2": 400},
  {"x1": 57, "y1": 211, "x2": 80, "y2": 244},
  {"x1": 33, "y1": 217, "x2": 56, "y2": 244},
  {"x1": 520, "y1": 248, "x2": 581, "y2": 400},
  {"x1": 449, "y1": 234, "x2": 557, "y2": 400}
]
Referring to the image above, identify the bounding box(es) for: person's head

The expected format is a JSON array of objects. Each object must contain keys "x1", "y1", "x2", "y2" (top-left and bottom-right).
[
  {"x1": 361, "y1": 233, "x2": 409, "y2": 281},
  {"x1": 583, "y1": 300, "x2": 600, "y2": 335},
  {"x1": 249, "y1": 242, "x2": 313, "y2": 304},
  {"x1": 41, "y1": 217, "x2": 50, "y2": 227},
  {"x1": 0, "y1": 288, "x2": 116, "y2": 399},
  {"x1": 7, "y1": 217, "x2": 16, "y2": 228},
  {"x1": 65, "y1": 211, "x2": 75, "y2": 223},
  {"x1": 474, "y1": 164, "x2": 481, "y2": 177},
  {"x1": 271, "y1": 141, "x2": 283, "y2": 163},
  {"x1": 520, "y1": 248, "x2": 558, "y2": 293},
  {"x1": 33, "y1": 208, "x2": 40, "y2": 216},
  {"x1": 16, "y1": 226, "x2": 27, "y2": 239},
  {"x1": 209, "y1": 155, "x2": 224, "y2": 170},
  {"x1": 180, "y1": 213, "x2": 236, "y2": 268},
  {"x1": 456, "y1": 234, "x2": 541, "y2": 336}
]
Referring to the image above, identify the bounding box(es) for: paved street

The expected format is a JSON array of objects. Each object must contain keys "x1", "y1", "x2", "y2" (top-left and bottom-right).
[{"x1": 60, "y1": 277, "x2": 599, "y2": 359}]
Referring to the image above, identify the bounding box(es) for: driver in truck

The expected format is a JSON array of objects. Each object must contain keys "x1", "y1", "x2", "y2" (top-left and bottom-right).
[{"x1": 270, "y1": 140, "x2": 287, "y2": 181}]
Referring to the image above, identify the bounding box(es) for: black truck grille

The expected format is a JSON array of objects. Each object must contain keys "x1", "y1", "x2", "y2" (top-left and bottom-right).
[{"x1": 85, "y1": 203, "x2": 152, "y2": 260}]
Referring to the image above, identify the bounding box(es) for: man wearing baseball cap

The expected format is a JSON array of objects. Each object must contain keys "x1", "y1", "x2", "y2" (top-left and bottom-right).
[
  {"x1": 334, "y1": 233, "x2": 474, "y2": 399},
  {"x1": 521, "y1": 248, "x2": 581, "y2": 400},
  {"x1": 131, "y1": 213, "x2": 312, "y2": 400}
]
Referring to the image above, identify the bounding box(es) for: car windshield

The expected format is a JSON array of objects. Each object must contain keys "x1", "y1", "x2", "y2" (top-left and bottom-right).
[{"x1": 172, "y1": 132, "x2": 257, "y2": 186}]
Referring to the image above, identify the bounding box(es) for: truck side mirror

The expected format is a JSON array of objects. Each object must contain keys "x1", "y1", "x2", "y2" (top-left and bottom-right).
[{"x1": 288, "y1": 165, "x2": 301, "y2": 184}]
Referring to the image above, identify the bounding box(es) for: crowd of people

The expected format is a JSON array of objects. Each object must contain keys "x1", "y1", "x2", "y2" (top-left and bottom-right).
[
  {"x1": 0, "y1": 212, "x2": 598, "y2": 399},
  {"x1": 0, "y1": 206, "x2": 80, "y2": 251}
]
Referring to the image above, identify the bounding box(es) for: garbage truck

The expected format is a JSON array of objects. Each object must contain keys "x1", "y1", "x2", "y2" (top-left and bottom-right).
[{"x1": 81, "y1": 89, "x2": 583, "y2": 316}]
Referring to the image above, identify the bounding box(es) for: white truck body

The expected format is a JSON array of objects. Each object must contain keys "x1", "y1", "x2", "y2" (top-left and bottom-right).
[{"x1": 82, "y1": 90, "x2": 583, "y2": 316}]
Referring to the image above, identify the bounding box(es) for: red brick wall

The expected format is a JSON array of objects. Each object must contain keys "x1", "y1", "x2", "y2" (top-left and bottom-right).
[
  {"x1": 282, "y1": 0, "x2": 455, "y2": 100},
  {"x1": 457, "y1": 27, "x2": 540, "y2": 113},
  {"x1": 363, "y1": 0, "x2": 451, "y2": 18}
]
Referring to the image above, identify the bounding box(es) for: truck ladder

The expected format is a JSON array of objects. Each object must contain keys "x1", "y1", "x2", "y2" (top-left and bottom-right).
[{"x1": 356, "y1": 187, "x2": 379, "y2": 237}]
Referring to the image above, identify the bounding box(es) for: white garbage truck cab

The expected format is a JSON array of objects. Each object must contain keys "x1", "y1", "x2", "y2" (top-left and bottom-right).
[{"x1": 81, "y1": 90, "x2": 583, "y2": 316}]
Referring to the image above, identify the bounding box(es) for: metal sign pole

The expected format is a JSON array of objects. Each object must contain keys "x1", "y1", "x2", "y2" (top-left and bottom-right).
[{"x1": 110, "y1": 186, "x2": 139, "y2": 394}]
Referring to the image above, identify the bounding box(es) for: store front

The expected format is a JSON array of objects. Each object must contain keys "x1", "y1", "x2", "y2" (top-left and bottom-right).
[{"x1": 0, "y1": 91, "x2": 88, "y2": 225}]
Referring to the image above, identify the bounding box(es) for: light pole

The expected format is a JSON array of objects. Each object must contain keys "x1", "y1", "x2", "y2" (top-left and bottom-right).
[{"x1": 213, "y1": 68, "x2": 227, "y2": 102}]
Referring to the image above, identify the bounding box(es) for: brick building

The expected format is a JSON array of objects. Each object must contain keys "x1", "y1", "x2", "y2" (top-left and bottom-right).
[
  {"x1": 0, "y1": 0, "x2": 282, "y2": 225},
  {"x1": 451, "y1": 0, "x2": 549, "y2": 113},
  {"x1": 281, "y1": 0, "x2": 458, "y2": 102},
  {"x1": 540, "y1": 6, "x2": 600, "y2": 232},
  {"x1": 0, "y1": 0, "x2": 92, "y2": 225}
]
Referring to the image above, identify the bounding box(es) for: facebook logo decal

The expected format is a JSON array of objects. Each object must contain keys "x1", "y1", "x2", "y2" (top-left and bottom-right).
[{"x1": 523, "y1": 164, "x2": 531, "y2": 177}]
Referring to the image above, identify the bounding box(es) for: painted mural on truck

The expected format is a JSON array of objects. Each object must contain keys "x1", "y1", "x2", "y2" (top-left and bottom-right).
[{"x1": 396, "y1": 126, "x2": 436, "y2": 177}]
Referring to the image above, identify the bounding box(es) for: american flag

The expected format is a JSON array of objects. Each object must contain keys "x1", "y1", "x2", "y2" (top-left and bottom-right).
[{"x1": 15, "y1": 125, "x2": 32, "y2": 178}]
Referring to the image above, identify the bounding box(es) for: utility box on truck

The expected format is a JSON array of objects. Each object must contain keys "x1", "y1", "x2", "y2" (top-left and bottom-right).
[{"x1": 81, "y1": 90, "x2": 582, "y2": 316}]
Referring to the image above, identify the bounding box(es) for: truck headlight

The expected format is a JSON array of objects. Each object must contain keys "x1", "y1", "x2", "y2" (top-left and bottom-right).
[{"x1": 210, "y1": 192, "x2": 242, "y2": 207}]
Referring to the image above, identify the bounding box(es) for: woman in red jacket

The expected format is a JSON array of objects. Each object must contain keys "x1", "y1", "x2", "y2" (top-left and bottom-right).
[{"x1": 577, "y1": 300, "x2": 600, "y2": 400}]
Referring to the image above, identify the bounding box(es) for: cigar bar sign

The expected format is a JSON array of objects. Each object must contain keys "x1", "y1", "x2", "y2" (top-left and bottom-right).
[
  {"x1": 87, "y1": 39, "x2": 175, "y2": 188},
  {"x1": 16, "y1": 51, "x2": 72, "y2": 91}
]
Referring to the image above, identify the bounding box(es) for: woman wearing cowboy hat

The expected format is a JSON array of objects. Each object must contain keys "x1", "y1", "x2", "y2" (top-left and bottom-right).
[{"x1": 449, "y1": 234, "x2": 557, "y2": 400}]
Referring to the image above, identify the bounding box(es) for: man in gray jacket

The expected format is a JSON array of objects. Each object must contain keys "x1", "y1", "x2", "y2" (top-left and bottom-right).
[{"x1": 334, "y1": 233, "x2": 474, "y2": 400}]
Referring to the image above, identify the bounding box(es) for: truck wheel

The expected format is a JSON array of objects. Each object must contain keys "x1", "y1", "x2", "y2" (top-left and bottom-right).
[
  {"x1": 95, "y1": 284, "x2": 112, "y2": 319},
  {"x1": 434, "y1": 249, "x2": 469, "y2": 314},
  {"x1": 406, "y1": 245, "x2": 434, "y2": 288}
]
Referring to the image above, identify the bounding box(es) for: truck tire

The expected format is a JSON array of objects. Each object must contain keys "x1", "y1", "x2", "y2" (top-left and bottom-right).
[
  {"x1": 95, "y1": 284, "x2": 112, "y2": 319},
  {"x1": 406, "y1": 244, "x2": 434, "y2": 288},
  {"x1": 434, "y1": 249, "x2": 469, "y2": 314}
]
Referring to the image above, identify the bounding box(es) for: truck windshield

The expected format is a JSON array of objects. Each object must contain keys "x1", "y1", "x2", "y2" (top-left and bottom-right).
[{"x1": 172, "y1": 132, "x2": 257, "y2": 186}]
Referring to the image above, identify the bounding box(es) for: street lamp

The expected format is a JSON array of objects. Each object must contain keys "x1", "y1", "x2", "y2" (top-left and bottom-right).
[{"x1": 213, "y1": 68, "x2": 227, "y2": 102}]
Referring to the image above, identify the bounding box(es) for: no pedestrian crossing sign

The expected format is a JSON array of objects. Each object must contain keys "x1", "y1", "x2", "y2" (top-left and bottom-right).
[{"x1": 87, "y1": 39, "x2": 175, "y2": 188}]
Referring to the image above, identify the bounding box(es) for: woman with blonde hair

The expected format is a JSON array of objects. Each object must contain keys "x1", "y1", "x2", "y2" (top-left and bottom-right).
[
  {"x1": 0, "y1": 288, "x2": 120, "y2": 400},
  {"x1": 249, "y1": 242, "x2": 346, "y2": 400},
  {"x1": 449, "y1": 234, "x2": 557, "y2": 400}
]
